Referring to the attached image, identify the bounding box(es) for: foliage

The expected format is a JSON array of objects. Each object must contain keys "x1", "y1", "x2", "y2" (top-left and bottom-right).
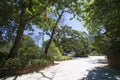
[
  {"x1": 46, "y1": 41, "x2": 62, "y2": 58},
  {"x1": 0, "y1": 0, "x2": 84, "y2": 58},
  {"x1": 0, "y1": 0, "x2": 95, "y2": 72},
  {"x1": 54, "y1": 26, "x2": 91, "y2": 57},
  {"x1": 80, "y1": 0, "x2": 120, "y2": 68},
  {"x1": 92, "y1": 35, "x2": 110, "y2": 55},
  {"x1": 0, "y1": 53, "x2": 55, "y2": 68},
  {"x1": 0, "y1": 0, "x2": 53, "y2": 58},
  {"x1": 89, "y1": 51, "x2": 104, "y2": 56},
  {"x1": 81, "y1": 0, "x2": 120, "y2": 56},
  {"x1": 54, "y1": 26, "x2": 90, "y2": 55},
  {"x1": 5, "y1": 58, "x2": 21, "y2": 68},
  {"x1": 42, "y1": 40, "x2": 71, "y2": 60},
  {"x1": 19, "y1": 35, "x2": 40, "y2": 59},
  {"x1": 0, "y1": 49, "x2": 9, "y2": 59},
  {"x1": 54, "y1": 55, "x2": 71, "y2": 61},
  {"x1": 0, "y1": 57, "x2": 52, "y2": 68},
  {"x1": 28, "y1": 58, "x2": 48, "y2": 66}
]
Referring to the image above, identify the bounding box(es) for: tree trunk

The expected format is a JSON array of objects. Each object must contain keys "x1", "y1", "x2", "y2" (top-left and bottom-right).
[
  {"x1": 8, "y1": 2, "x2": 25, "y2": 58},
  {"x1": 8, "y1": 23, "x2": 25, "y2": 58},
  {"x1": 8, "y1": 1, "x2": 52, "y2": 58},
  {"x1": 44, "y1": 26, "x2": 56, "y2": 55},
  {"x1": 44, "y1": 10, "x2": 65, "y2": 55}
]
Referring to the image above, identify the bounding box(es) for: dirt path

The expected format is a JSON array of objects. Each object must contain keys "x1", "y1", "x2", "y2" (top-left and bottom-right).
[{"x1": 2, "y1": 56, "x2": 120, "y2": 80}]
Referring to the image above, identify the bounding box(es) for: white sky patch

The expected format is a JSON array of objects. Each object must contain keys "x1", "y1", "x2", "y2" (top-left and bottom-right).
[{"x1": 63, "y1": 13, "x2": 88, "y2": 33}]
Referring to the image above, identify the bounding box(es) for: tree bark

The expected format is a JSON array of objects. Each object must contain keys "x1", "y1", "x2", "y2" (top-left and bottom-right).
[
  {"x1": 8, "y1": 0, "x2": 51, "y2": 58},
  {"x1": 44, "y1": 10, "x2": 65, "y2": 55},
  {"x1": 8, "y1": 23, "x2": 25, "y2": 58},
  {"x1": 8, "y1": 2, "x2": 25, "y2": 58}
]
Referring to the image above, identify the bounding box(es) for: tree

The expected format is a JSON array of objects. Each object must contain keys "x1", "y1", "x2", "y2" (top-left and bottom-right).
[
  {"x1": 0, "y1": 1, "x2": 17, "y2": 45},
  {"x1": 0, "y1": 1, "x2": 15, "y2": 25},
  {"x1": 81, "y1": 0, "x2": 120, "y2": 67},
  {"x1": 53, "y1": 25, "x2": 90, "y2": 56},
  {"x1": 43, "y1": 0, "x2": 82, "y2": 55},
  {"x1": 80, "y1": 0, "x2": 120, "y2": 53},
  {"x1": 52, "y1": 26, "x2": 72, "y2": 47},
  {"x1": 44, "y1": 9, "x2": 65, "y2": 55},
  {"x1": 6, "y1": 0, "x2": 52, "y2": 58},
  {"x1": 19, "y1": 35, "x2": 40, "y2": 59},
  {"x1": 1, "y1": 0, "x2": 82, "y2": 58}
]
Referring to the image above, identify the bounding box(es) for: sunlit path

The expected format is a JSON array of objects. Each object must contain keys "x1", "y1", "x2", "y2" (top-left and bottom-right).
[{"x1": 2, "y1": 56, "x2": 120, "y2": 80}]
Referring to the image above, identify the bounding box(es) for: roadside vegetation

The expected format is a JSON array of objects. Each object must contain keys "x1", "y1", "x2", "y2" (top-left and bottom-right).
[{"x1": 80, "y1": 0, "x2": 120, "y2": 68}]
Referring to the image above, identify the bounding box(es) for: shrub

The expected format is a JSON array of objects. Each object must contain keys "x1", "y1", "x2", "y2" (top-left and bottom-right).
[
  {"x1": 89, "y1": 51, "x2": 104, "y2": 56},
  {"x1": 61, "y1": 56, "x2": 71, "y2": 60},
  {"x1": 1, "y1": 57, "x2": 52, "y2": 68},
  {"x1": 54, "y1": 55, "x2": 71, "y2": 61},
  {"x1": 54, "y1": 55, "x2": 62, "y2": 61},
  {"x1": 5, "y1": 58, "x2": 21, "y2": 68},
  {"x1": 19, "y1": 36, "x2": 41, "y2": 59},
  {"x1": 48, "y1": 42, "x2": 61, "y2": 56},
  {"x1": 0, "y1": 49, "x2": 9, "y2": 61},
  {"x1": 41, "y1": 55, "x2": 54, "y2": 62}
]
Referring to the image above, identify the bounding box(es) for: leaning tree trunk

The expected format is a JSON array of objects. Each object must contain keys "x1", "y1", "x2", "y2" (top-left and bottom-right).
[
  {"x1": 8, "y1": 0, "x2": 51, "y2": 58},
  {"x1": 44, "y1": 10, "x2": 65, "y2": 55},
  {"x1": 8, "y1": 2, "x2": 25, "y2": 58},
  {"x1": 44, "y1": 26, "x2": 56, "y2": 55},
  {"x1": 8, "y1": 23, "x2": 25, "y2": 58},
  {"x1": 8, "y1": 18, "x2": 25, "y2": 58}
]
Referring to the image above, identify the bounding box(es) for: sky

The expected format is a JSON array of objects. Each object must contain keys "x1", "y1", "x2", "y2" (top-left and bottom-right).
[
  {"x1": 24, "y1": 13, "x2": 88, "y2": 46},
  {"x1": 63, "y1": 13, "x2": 87, "y2": 32}
]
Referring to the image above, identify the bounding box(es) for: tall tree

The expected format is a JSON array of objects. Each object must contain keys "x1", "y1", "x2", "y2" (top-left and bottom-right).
[
  {"x1": 43, "y1": 0, "x2": 82, "y2": 55},
  {"x1": 80, "y1": 0, "x2": 120, "y2": 58},
  {"x1": 8, "y1": 0, "x2": 52, "y2": 58},
  {"x1": 44, "y1": 10, "x2": 65, "y2": 55},
  {"x1": 1, "y1": 0, "x2": 82, "y2": 58}
]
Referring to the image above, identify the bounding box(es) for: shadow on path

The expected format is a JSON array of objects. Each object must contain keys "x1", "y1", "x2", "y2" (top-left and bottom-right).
[
  {"x1": 37, "y1": 71, "x2": 56, "y2": 80},
  {"x1": 1, "y1": 75, "x2": 18, "y2": 80},
  {"x1": 89, "y1": 57, "x2": 108, "y2": 64},
  {"x1": 39, "y1": 72, "x2": 52, "y2": 80},
  {"x1": 95, "y1": 58, "x2": 107, "y2": 64},
  {"x1": 81, "y1": 66, "x2": 120, "y2": 80}
]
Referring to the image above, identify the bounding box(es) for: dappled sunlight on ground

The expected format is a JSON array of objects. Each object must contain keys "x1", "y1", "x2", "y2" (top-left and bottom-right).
[{"x1": 81, "y1": 66, "x2": 120, "y2": 80}]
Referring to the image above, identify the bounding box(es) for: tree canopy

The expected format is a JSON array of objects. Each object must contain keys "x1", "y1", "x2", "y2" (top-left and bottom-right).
[{"x1": 80, "y1": 0, "x2": 120, "y2": 56}]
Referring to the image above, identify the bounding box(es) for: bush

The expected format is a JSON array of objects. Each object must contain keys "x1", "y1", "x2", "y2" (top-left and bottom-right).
[
  {"x1": 45, "y1": 41, "x2": 62, "y2": 61},
  {"x1": 0, "y1": 49, "x2": 9, "y2": 61},
  {"x1": 89, "y1": 51, "x2": 104, "y2": 56},
  {"x1": 54, "y1": 55, "x2": 62, "y2": 61},
  {"x1": 0, "y1": 58, "x2": 7, "y2": 68},
  {"x1": 40, "y1": 55, "x2": 54, "y2": 62},
  {"x1": 1, "y1": 57, "x2": 52, "y2": 68},
  {"x1": 60, "y1": 56, "x2": 71, "y2": 61},
  {"x1": 54, "y1": 55, "x2": 71, "y2": 61},
  {"x1": 5, "y1": 58, "x2": 21, "y2": 68},
  {"x1": 29, "y1": 59, "x2": 47, "y2": 66},
  {"x1": 19, "y1": 36, "x2": 41, "y2": 59},
  {"x1": 48, "y1": 41, "x2": 61, "y2": 57}
]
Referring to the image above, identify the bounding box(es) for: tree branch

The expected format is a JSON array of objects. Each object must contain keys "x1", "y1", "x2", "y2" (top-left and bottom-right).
[{"x1": 44, "y1": 9, "x2": 65, "y2": 55}]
